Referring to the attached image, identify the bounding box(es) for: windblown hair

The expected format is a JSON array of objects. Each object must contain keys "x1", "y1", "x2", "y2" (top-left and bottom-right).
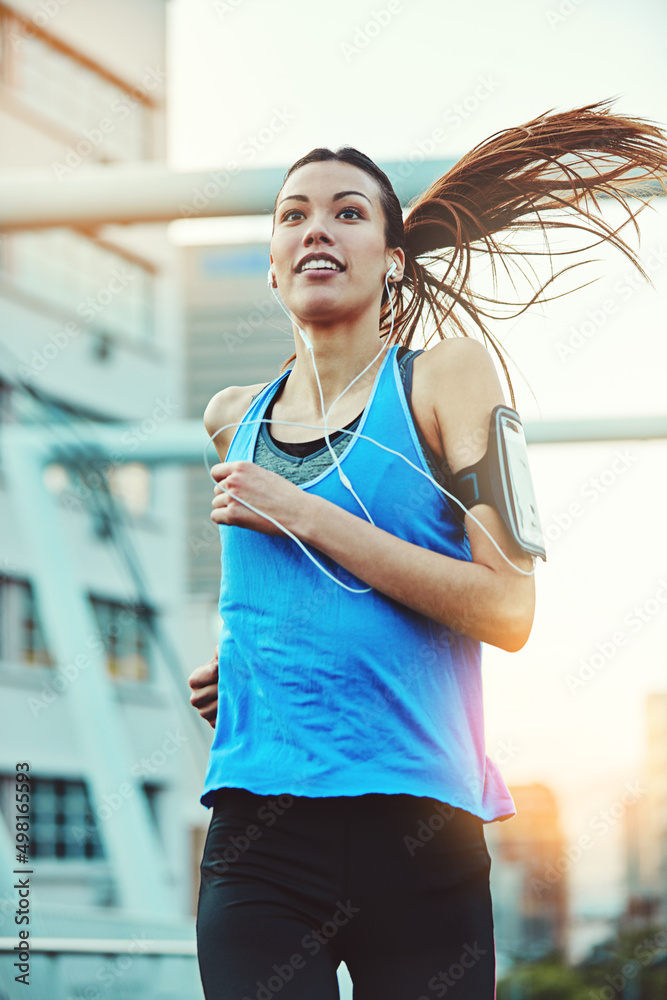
[{"x1": 271, "y1": 98, "x2": 667, "y2": 405}]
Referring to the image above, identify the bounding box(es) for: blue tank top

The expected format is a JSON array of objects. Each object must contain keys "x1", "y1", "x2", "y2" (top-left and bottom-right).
[{"x1": 200, "y1": 344, "x2": 516, "y2": 823}]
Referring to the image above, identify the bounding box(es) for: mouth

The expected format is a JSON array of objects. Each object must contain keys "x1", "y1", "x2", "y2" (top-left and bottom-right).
[{"x1": 295, "y1": 252, "x2": 345, "y2": 275}]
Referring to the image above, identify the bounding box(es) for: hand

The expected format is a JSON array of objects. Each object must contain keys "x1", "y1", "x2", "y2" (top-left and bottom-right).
[
  {"x1": 188, "y1": 647, "x2": 219, "y2": 728},
  {"x1": 210, "y1": 460, "x2": 309, "y2": 537}
]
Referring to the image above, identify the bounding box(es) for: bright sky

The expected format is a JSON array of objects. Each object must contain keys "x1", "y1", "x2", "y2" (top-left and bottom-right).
[{"x1": 166, "y1": 0, "x2": 667, "y2": 915}]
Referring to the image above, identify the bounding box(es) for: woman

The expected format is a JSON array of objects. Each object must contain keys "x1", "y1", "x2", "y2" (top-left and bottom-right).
[{"x1": 189, "y1": 101, "x2": 667, "y2": 999}]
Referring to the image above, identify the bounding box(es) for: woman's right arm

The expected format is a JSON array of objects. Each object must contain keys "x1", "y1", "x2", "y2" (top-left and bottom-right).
[{"x1": 190, "y1": 382, "x2": 268, "y2": 725}]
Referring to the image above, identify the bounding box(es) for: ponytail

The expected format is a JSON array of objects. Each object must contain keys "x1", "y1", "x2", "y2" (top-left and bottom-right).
[
  {"x1": 392, "y1": 98, "x2": 667, "y2": 404},
  {"x1": 274, "y1": 101, "x2": 667, "y2": 404}
]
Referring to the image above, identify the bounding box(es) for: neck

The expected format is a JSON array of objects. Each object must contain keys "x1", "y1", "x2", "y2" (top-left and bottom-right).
[{"x1": 286, "y1": 316, "x2": 395, "y2": 419}]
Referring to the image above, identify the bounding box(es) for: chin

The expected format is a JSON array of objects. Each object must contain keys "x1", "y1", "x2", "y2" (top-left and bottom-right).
[{"x1": 289, "y1": 290, "x2": 349, "y2": 321}]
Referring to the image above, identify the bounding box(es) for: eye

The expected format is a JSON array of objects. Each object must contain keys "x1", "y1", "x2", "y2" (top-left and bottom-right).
[
  {"x1": 338, "y1": 206, "x2": 364, "y2": 219},
  {"x1": 281, "y1": 209, "x2": 305, "y2": 222}
]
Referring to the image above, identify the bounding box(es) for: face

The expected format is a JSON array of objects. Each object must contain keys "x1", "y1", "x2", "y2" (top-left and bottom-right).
[{"x1": 270, "y1": 160, "x2": 400, "y2": 325}]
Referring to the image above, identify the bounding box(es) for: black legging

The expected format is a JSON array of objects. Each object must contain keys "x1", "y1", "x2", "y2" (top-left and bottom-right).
[{"x1": 196, "y1": 787, "x2": 496, "y2": 1000}]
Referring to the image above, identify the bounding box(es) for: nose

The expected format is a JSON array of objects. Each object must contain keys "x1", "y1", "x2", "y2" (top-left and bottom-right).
[{"x1": 302, "y1": 214, "x2": 334, "y2": 246}]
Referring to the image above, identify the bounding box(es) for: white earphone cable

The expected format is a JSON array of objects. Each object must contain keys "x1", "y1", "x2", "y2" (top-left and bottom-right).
[
  {"x1": 205, "y1": 416, "x2": 536, "y2": 581},
  {"x1": 205, "y1": 259, "x2": 536, "y2": 588},
  {"x1": 268, "y1": 264, "x2": 398, "y2": 526}
]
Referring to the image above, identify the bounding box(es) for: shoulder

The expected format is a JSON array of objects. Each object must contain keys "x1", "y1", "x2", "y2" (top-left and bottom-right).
[
  {"x1": 411, "y1": 337, "x2": 507, "y2": 473},
  {"x1": 417, "y1": 336, "x2": 500, "y2": 387},
  {"x1": 204, "y1": 381, "x2": 270, "y2": 461}
]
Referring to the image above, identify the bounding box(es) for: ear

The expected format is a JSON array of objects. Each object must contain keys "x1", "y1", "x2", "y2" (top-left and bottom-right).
[
  {"x1": 269, "y1": 253, "x2": 276, "y2": 286},
  {"x1": 386, "y1": 246, "x2": 406, "y2": 281}
]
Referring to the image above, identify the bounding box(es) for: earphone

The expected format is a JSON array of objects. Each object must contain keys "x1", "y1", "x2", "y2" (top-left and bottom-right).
[{"x1": 207, "y1": 259, "x2": 536, "y2": 591}]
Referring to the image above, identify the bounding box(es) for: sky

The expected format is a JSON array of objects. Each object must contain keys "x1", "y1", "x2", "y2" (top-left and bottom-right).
[{"x1": 165, "y1": 0, "x2": 667, "y2": 915}]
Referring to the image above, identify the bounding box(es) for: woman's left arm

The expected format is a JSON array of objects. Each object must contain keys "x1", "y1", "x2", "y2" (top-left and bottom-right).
[{"x1": 210, "y1": 339, "x2": 535, "y2": 652}]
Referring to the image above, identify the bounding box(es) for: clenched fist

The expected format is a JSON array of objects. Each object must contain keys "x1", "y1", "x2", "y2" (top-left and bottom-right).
[{"x1": 188, "y1": 646, "x2": 219, "y2": 728}]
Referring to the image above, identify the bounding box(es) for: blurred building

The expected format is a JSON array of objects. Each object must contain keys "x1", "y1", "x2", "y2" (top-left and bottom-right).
[
  {"x1": 621, "y1": 691, "x2": 667, "y2": 930},
  {"x1": 181, "y1": 240, "x2": 290, "y2": 665},
  {"x1": 645, "y1": 692, "x2": 667, "y2": 925},
  {"x1": 0, "y1": 2, "x2": 205, "y2": 997},
  {"x1": 486, "y1": 783, "x2": 568, "y2": 966}
]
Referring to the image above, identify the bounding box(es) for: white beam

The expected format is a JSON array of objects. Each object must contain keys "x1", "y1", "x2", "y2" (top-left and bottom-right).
[
  {"x1": 0, "y1": 159, "x2": 450, "y2": 230},
  {"x1": 0, "y1": 160, "x2": 662, "y2": 232},
  {"x1": 41, "y1": 415, "x2": 667, "y2": 468}
]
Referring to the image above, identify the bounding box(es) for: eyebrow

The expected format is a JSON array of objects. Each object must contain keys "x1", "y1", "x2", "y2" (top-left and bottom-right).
[{"x1": 278, "y1": 190, "x2": 372, "y2": 208}]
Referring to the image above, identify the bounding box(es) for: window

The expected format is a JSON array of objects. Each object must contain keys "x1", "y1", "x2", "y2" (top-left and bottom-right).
[
  {"x1": 0, "y1": 775, "x2": 162, "y2": 861},
  {"x1": 89, "y1": 596, "x2": 153, "y2": 682},
  {"x1": 3, "y1": 229, "x2": 155, "y2": 345},
  {"x1": 143, "y1": 782, "x2": 163, "y2": 837},
  {"x1": 45, "y1": 460, "x2": 152, "y2": 518},
  {"x1": 0, "y1": 576, "x2": 52, "y2": 666},
  {"x1": 0, "y1": 4, "x2": 154, "y2": 160},
  {"x1": 108, "y1": 463, "x2": 152, "y2": 515},
  {"x1": 0, "y1": 379, "x2": 13, "y2": 423},
  {"x1": 0, "y1": 775, "x2": 105, "y2": 860}
]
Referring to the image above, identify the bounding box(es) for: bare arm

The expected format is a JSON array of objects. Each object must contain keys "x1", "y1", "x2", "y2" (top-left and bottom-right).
[
  {"x1": 204, "y1": 381, "x2": 269, "y2": 462},
  {"x1": 209, "y1": 339, "x2": 536, "y2": 652},
  {"x1": 295, "y1": 338, "x2": 535, "y2": 651},
  {"x1": 189, "y1": 383, "x2": 267, "y2": 726}
]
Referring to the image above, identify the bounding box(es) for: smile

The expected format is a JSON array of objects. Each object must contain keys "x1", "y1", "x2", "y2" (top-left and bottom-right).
[{"x1": 295, "y1": 253, "x2": 345, "y2": 274}]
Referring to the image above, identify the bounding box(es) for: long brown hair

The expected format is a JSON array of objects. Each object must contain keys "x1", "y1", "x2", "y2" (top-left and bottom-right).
[{"x1": 272, "y1": 98, "x2": 667, "y2": 405}]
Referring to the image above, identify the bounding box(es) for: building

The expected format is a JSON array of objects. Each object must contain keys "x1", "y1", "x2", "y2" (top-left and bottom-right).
[
  {"x1": 485, "y1": 783, "x2": 568, "y2": 966},
  {"x1": 621, "y1": 692, "x2": 667, "y2": 930},
  {"x1": 0, "y1": 2, "x2": 205, "y2": 997},
  {"x1": 182, "y1": 239, "x2": 289, "y2": 666}
]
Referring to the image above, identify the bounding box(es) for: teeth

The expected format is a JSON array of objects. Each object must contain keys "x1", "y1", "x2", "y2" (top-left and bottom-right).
[{"x1": 300, "y1": 259, "x2": 342, "y2": 272}]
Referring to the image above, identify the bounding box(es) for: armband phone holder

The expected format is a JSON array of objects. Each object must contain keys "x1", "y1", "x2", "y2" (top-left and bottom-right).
[{"x1": 451, "y1": 405, "x2": 546, "y2": 561}]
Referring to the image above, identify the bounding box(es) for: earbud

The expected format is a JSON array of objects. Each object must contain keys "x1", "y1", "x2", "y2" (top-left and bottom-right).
[
  {"x1": 267, "y1": 267, "x2": 276, "y2": 289},
  {"x1": 386, "y1": 261, "x2": 397, "y2": 280}
]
